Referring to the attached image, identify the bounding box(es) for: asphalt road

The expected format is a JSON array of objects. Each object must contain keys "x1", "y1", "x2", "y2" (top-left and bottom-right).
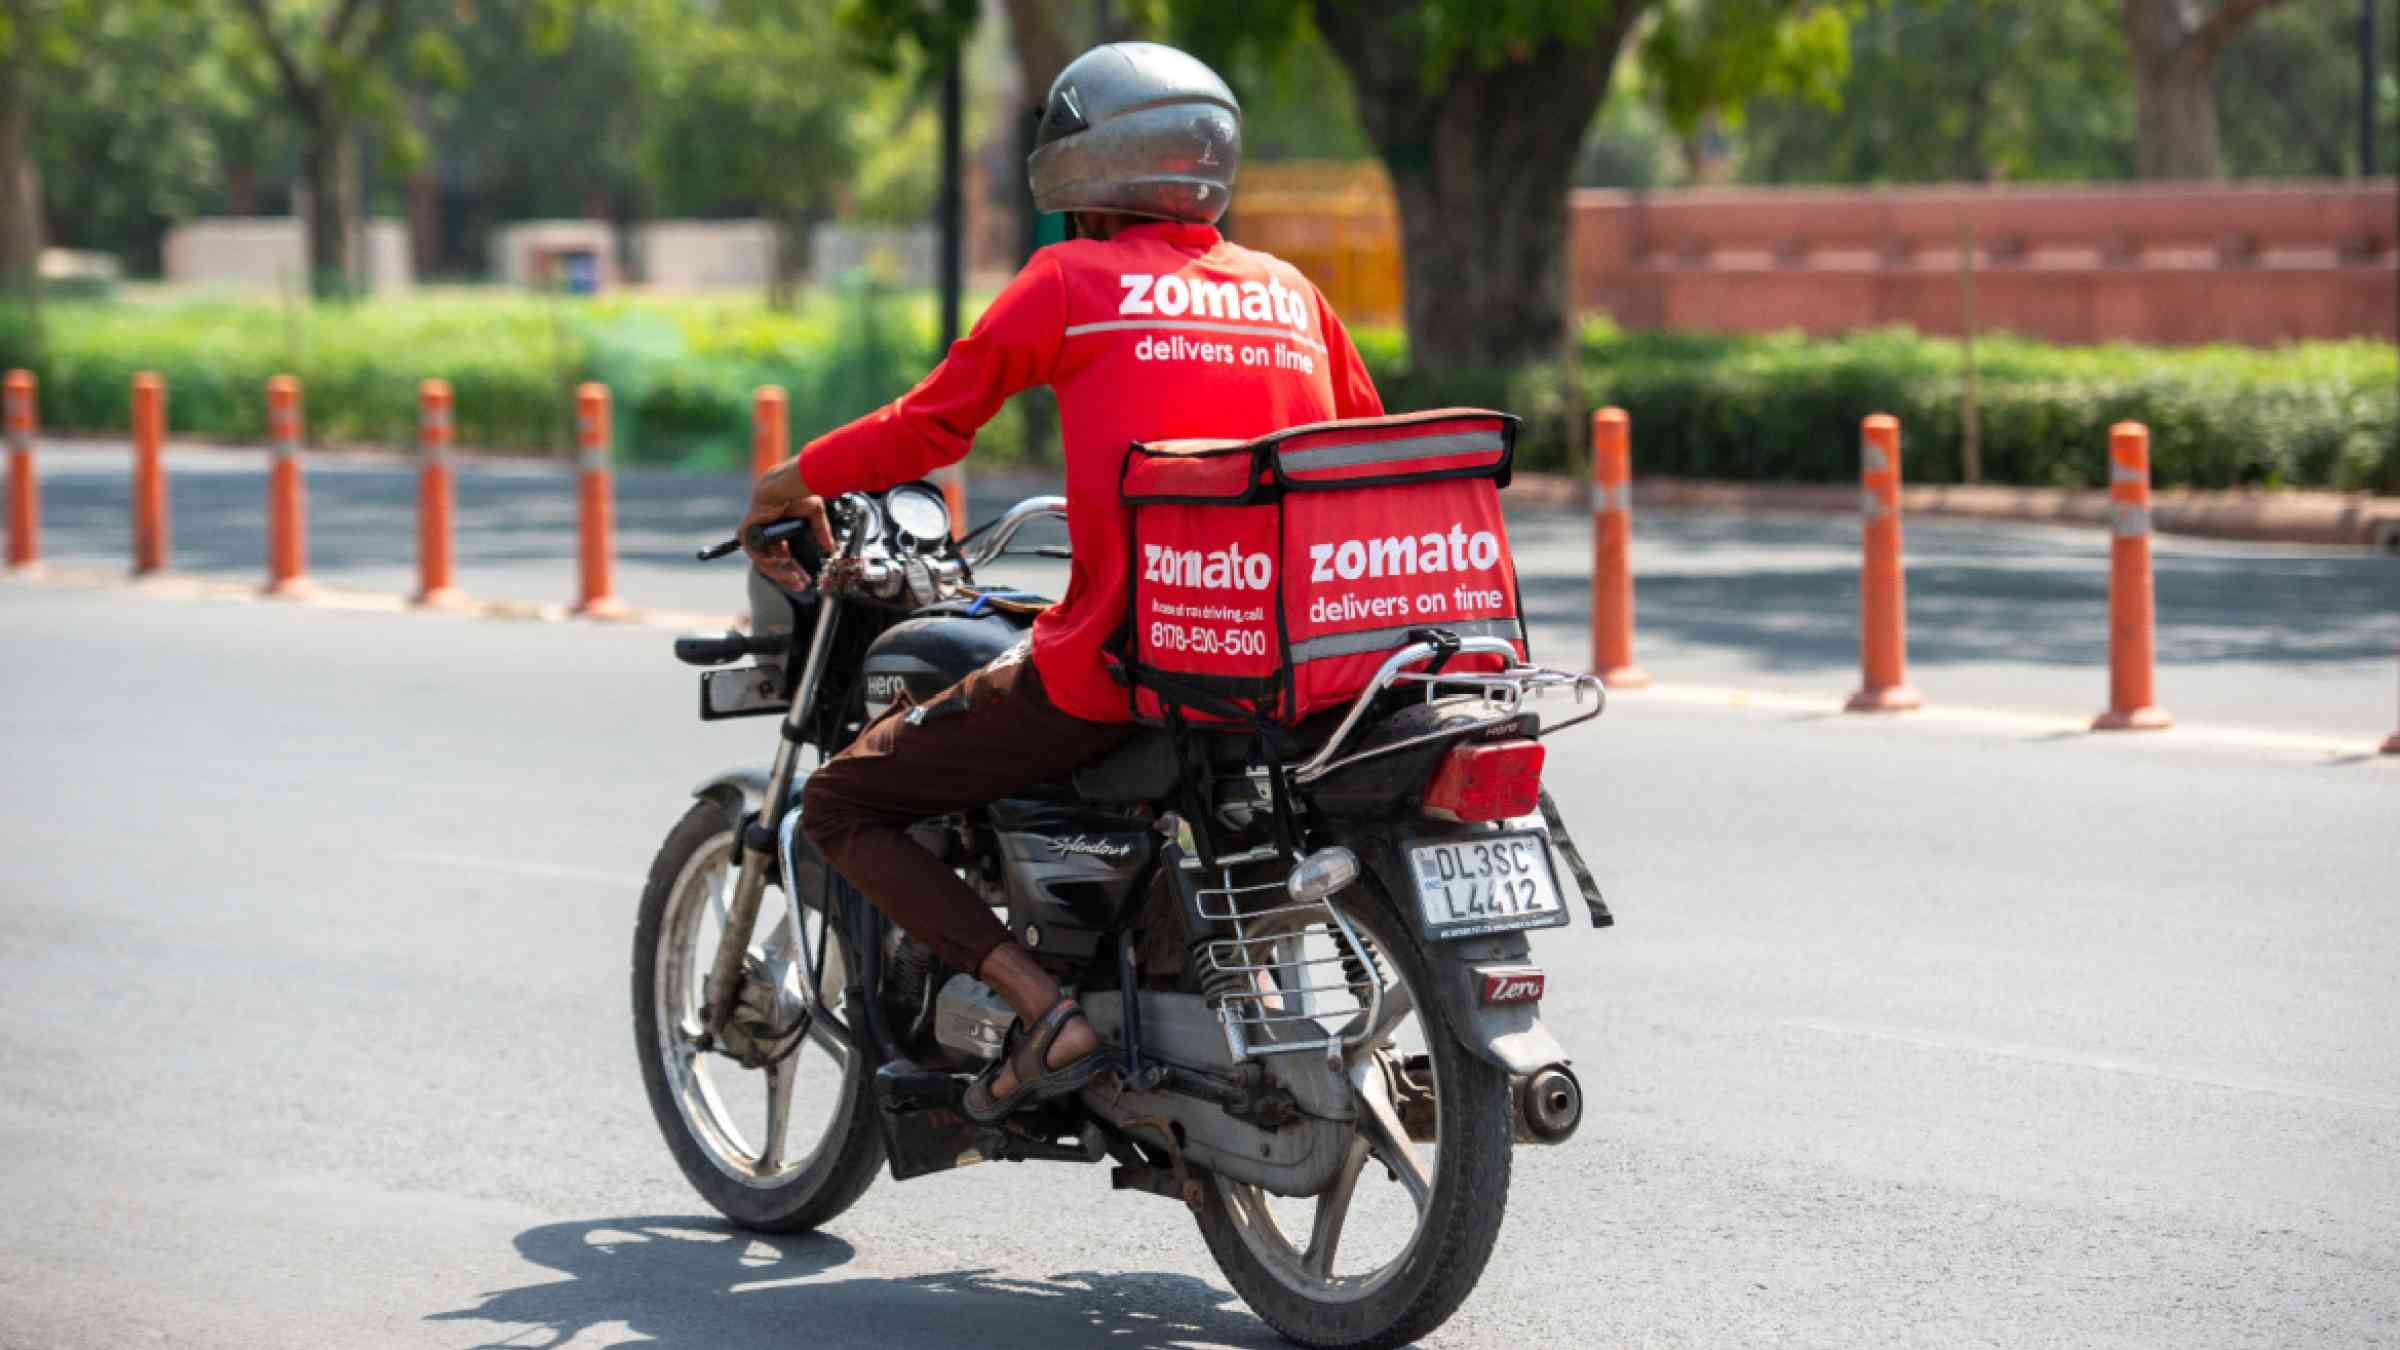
[
  {"x1": 2, "y1": 577, "x2": 2394, "y2": 1349},
  {"x1": 12, "y1": 439, "x2": 2399, "y2": 740}
]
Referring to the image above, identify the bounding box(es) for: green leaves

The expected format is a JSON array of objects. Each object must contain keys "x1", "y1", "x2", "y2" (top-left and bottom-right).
[{"x1": 1645, "y1": 0, "x2": 1857, "y2": 135}]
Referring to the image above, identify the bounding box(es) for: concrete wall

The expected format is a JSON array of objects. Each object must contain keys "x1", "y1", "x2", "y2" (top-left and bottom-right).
[
  {"x1": 637, "y1": 220, "x2": 777, "y2": 290},
  {"x1": 811, "y1": 224, "x2": 937, "y2": 288},
  {"x1": 1570, "y1": 180, "x2": 2399, "y2": 346},
  {"x1": 161, "y1": 218, "x2": 412, "y2": 293},
  {"x1": 490, "y1": 221, "x2": 620, "y2": 291}
]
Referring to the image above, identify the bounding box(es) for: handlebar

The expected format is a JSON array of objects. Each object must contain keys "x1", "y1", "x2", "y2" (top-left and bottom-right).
[{"x1": 696, "y1": 517, "x2": 815, "y2": 563}]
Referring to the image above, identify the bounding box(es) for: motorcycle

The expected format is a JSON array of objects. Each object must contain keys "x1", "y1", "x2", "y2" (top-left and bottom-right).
[{"x1": 633, "y1": 481, "x2": 1612, "y2": 1349}]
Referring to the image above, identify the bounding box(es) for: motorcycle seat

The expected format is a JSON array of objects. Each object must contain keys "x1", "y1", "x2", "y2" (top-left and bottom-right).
[{"x1": 1070, "y1": 730, "x2": 1181, "y2": 804}]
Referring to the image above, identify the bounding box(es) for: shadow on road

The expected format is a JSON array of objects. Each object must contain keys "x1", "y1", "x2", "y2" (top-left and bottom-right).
[{"x1": 427, "y1": 1215, "x2": 1282, "y2": 1350}]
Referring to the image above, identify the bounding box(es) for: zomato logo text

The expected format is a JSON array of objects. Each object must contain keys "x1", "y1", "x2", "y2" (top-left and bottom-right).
[
  {"x1": 1309, "y1": 527, "x2": 1501, "y2": 583},
  {"x1": 1144, "y1": 541, "x2": 1274, "y2": 591},
  {"x1": 1119, "y1": 272, "x2": 1313, "y2": 341}
]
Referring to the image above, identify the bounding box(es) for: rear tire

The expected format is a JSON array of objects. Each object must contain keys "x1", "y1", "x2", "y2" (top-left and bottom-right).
[
  {"x1": 1193, "y1": 884, "x2": 1514, "y2": 1349},
  {"x1": 632, "y1": 800, "x2": 884, "y2": 1232}
]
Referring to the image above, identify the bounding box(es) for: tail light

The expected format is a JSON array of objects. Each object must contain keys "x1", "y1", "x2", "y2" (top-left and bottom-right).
[{"x1": 1419, "y1": 738, "x2": 1545, "y2": 823}]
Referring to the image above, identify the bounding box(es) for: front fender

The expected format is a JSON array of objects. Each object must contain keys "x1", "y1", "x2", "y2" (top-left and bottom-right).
[{"x1": 691, "y1": 769, "x2": 773, "y2": 830}]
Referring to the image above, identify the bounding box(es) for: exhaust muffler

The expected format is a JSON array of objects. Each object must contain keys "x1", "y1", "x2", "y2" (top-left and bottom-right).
[{"x1": 1512, "y1": 1063, "x2": 1583, "y2": 1144}]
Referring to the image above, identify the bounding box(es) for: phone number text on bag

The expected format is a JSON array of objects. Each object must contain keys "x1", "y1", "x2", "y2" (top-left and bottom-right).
[{"x1": 1148, "y1": 620, "x2": 1271, "y2": 658}]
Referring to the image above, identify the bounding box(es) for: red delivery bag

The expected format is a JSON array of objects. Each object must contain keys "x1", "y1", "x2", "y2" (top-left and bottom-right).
[{"x1": 1118, "y1": 408, "x2": 1526, "y2": 726}]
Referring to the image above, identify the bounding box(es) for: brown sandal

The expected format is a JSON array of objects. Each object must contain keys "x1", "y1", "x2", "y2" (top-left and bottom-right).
[{"x1": 962, "y1": 996, "x2": 1105, "y2": 1123}]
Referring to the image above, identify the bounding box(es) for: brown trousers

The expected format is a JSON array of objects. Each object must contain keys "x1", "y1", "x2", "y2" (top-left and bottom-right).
[{"x1": 800, "y1": 646, "x2": 1136, "y2": 973}]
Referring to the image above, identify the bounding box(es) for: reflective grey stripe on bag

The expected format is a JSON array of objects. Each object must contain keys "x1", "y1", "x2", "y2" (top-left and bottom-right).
[
  {"x1": 1287, "y1": 618, "x2": 1524, "y2": 664},
  {"x1": 1279, "y1": 427, "x2": 1507, "y2": 473}
]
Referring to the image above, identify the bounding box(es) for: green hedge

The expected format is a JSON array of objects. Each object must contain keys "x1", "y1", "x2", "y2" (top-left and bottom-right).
[
  {"x1": 1370, "y1": 324, "x2": 2400, "y2": 494},
  {"x1": 2, "y1": 294, "x2": 2390, "y2": 493},
  {"x1": 0, "y1": 284, "x2": 1050, "y2": 472}
]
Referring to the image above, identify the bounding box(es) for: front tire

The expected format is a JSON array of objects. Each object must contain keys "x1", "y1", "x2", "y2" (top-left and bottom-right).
[
  {"x1": 1193, "y1": 883, "x2": 1514, "y2": 1349},
  {"x1": 632, "y1": 800, "x2": 884, "y2": 1231}
]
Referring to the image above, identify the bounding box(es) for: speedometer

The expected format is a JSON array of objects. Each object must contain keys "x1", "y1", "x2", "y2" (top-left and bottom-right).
[{"x1": 886, "y1": 483, "x2": 951, "y2": 544}]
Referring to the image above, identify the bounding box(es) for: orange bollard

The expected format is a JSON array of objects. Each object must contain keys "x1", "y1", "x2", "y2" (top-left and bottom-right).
[
  {"x1": 414, "y1": 379, "x2": 471, "y2": 609},
  {"x1": 2382, "y1": 653, "x2": 2400, "y2": 755},
  {"x1": 262, "y1": 375, "x2": 316, "y2": 598},
  {"x1": 1845, "y1": 413, "x2": 1922, "y2": 712},
  {"x1": 2092, "y1": 422, "x2": 2172, "y2": 731},
  {"x1": 1589, "y1": 407, "x2": 1648, "y2": 688},
  {"x1": 131, "y1": 372, "x2": 169, "y2": 575},
  {"x1": 752, "y1": 385, "x2": 787, "y2": 481},
  {"x1": 572, "y1": 382, "x2": 628, "y2": 619},
  {"x1": 6, "y1": 369, "x2": 37, "y2": 572},
  {"x1": 935, "y1": 462, "x2": 967, "y2": 541}
]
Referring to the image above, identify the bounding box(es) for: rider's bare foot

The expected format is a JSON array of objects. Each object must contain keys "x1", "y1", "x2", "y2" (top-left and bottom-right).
[
  {"x1": 986, "y1": 1009, "x2": 1100, "y2": 1100},
  {"x1": 972, "y1": 940, "x2": 1106, "y2": 1112}
]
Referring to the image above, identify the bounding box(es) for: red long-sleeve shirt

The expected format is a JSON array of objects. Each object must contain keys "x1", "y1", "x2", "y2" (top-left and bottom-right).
[{"x1": 797, "y1": 221, "x2": 1384, "y2": 722}]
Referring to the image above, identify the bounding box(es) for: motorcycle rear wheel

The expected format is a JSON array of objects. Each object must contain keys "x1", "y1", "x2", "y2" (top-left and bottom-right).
[
  {"x1": 1192, "y1": 883, "x2": 1514, "y2": 1350},
  {"x1": 632, "y1": 800, "x2": 884, "y2": 1231}
]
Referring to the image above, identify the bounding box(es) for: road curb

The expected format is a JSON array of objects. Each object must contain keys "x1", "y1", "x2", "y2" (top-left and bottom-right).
[
  {"x1": 8, "y1": 564, "x2": 734, "y2": 633},
  {"x1": 1506, "y1": 471, "x2": 2400, "y2": 549}
]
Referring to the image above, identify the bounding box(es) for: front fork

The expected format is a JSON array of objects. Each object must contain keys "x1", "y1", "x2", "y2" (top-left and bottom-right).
[{"x1": 701, "y1": 588, "x2": 844, "y2": 1043}]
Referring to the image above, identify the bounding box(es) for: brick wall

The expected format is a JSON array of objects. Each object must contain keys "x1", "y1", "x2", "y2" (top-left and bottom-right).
[
  {"x1": 1571, "y1": 181, "x2": 2398, "y2": 345},
  {"x1": 1230, "y1": 169, "x2": 2398, "y2": 346}
]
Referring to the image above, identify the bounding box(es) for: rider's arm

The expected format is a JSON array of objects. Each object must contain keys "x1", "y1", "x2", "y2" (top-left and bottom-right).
[
  {"x1": 1316, "y1": 290, "x2": 1385, "y2": 421},
  {"x1": 795, "y1": 257, "x2": 1067, "y2": 499}
]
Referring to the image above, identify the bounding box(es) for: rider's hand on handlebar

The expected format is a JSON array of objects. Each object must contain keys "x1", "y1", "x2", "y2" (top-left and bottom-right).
[{"x1": 740, "y1": 461, "x2": 837, "y2": 590}]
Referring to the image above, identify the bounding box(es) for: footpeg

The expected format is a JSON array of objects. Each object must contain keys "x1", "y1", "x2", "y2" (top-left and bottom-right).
[{"x1": 874, "y1": 1060, "x2": 964, "y2": 1112}]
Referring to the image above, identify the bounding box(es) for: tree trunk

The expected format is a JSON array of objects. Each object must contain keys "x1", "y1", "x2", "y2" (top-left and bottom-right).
[
  {"x1": 2129, "y1": 52, "x2": 2221, "y2": 178},
  {"x1": 1315, "y1": 3, "x2": 1642, "y2": 371},
  {"x1": 0, "y1": 28, "x2": 44, "y2": 315},
  {"x1": 767, "y1": 213, "x2": 811, "y2": 311},
  {"x1": 298, "y1": 120, "x2": 355, "y2": 298},
  {"x1": 2120, "y1": 0, "x2": 2295, "y2": 179}
]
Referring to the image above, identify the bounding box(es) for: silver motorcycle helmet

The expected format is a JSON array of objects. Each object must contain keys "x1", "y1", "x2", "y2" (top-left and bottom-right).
[{"x1": 1028, "y1": 42, "x2": 1241, "y2": 226}]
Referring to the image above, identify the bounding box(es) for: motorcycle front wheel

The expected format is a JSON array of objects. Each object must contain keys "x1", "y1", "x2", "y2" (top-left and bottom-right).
[
  {"x1": 1192, "y1": 880, "x2": 1515, "y2": 1350},
  {"x1": 631, "y1": 799, "x2": 884, "y2": 1231}
]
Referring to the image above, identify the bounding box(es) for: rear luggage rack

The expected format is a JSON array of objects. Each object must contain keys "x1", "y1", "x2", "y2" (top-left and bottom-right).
[{"x1": 1291, "y1": 638, "x2": 1605, "y2": 786}]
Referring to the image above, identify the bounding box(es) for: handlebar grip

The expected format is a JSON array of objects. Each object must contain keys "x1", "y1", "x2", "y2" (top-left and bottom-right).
[
  {"x1": 673, "y1": 630, "x2": 786, "y2": 666},
  {"x1": 697, "y1": 516, "x2": 827, "y2": 569}
]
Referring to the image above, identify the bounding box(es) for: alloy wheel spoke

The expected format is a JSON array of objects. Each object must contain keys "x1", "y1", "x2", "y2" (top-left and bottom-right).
[
  {"x1": 708, "y1": 864, "x2": 734, "y2": 931},
  {"x1": 1302, "y1": 1134, "x2": 1373, "y2": 1280},
  {"x1": 1358, "y1": 1072, "x2": 1432, "y2": 1212},
  {"x1": 758, "y1": 1054, "x2": 799, "y2": 1174}
]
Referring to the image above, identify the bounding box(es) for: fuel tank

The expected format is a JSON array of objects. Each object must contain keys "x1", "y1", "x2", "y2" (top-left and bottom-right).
[{"x1": 860, "y1": 613, "x2": 1022, "y2": 722}]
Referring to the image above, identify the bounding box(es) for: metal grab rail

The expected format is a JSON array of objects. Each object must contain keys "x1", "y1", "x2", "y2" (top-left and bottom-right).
[{"x1": 1290, "y1": 638, "x2": 1605, "y2": 785}]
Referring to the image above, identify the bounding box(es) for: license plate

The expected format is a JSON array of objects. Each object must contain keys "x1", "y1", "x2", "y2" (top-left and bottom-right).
[{"x1": 1408, "y1": 832, "x2": 1569, "y2": 938}]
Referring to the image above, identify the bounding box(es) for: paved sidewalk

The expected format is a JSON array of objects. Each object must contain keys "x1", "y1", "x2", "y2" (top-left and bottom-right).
[{"x1": 7, "y1": 438, "x2": 2396, "y2": 740}]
